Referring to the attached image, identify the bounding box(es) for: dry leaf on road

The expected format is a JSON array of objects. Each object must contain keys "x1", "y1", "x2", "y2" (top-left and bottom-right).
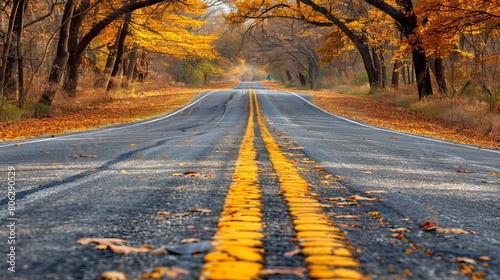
[
  {"x1": 457, "y1": 257, "x2": 476, "y2": 264},
  {"x1": 364, "y1": 190, "x2": 387, "y2": 194},
  {"x1": 390, "y1": 227, "x2": 410, "y2": 233},
  {"x1": 100, "y1": 271, "x2": 127, "y2": 280},
  {"x1": 180, "y1": 238, "x2": 200, "y2": 244},
  {"x1": 435, "y1": 227, "x2": 469, "y2": 234},
  {"x1": 259, "y1": 268, "x2": 307, "y2": 278},
  {"x1": 348, "y1": 195, "x2": 378, "y2": 201},
  {"x1": 284, "y1": 248, "x2": 301, "y2": 257},
  {"x1": 109, "y1": 244, "x2": 151, "y2": 254},
  {"x1": 187, "y1": 208, "x2": 212, "y2": 213},
  {"x1": 77, "y1": 237, "x2": 126, "y2": 246}
]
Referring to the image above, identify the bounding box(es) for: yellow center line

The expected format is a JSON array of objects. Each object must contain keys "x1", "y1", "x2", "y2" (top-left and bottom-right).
[
  {"x1": 201, "y1": 86, "x2": 365, "y2": 280},
  {"x1": 252, "y1": 89, "x2": 366, "y2": 279},
  {"x1": 200, "y1": 88, "x2": 264, "y2": 280}
]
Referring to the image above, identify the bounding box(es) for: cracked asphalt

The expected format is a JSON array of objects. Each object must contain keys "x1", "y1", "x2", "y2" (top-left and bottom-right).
[{"x1": 0, "y1": 82, "x2": 499, "y2": 279}]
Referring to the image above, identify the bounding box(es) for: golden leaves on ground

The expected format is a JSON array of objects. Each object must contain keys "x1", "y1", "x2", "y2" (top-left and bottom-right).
[{"x1": 100, "y1": 271, "x2": 127, "y2": 280}]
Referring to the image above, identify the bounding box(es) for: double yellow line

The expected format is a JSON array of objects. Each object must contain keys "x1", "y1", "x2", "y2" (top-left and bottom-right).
[{"x1": 201, "y1": 88, "x2": 364, "y2": 279}]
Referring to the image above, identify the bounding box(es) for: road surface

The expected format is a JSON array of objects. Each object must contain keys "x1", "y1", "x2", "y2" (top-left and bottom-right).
[{"x1": 0, "y1": 82, "x2": 499, "y2": 279}]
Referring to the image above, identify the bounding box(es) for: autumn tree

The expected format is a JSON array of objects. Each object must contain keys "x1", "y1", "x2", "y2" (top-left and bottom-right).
[{"x1": 35, "y1": 0, "x2": 215, "y2": 106}]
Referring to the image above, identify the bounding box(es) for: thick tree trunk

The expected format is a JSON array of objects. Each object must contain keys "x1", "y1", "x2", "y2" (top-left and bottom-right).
[
  {"x1": 123, "y1": 45, "x2": 138, "y2": 87},
  {"x1": 412, "y1": 50, "x2": 433, "y2": 99},
  {"x1": 107, "y1": 8, "x2": 132, "y2": 91},
  {"x1": 63, "y1": 0, "x2": 90, "y2": 97},
  {"x1": 96, "y1": 27, "x2": 122, "y2": 89},
  {"x1": 434, "y1": 57, "x2": 447, "y2": 94},
  {"x1": 359, "y1": 44, "x2": 382, "y2": 91},
  {"x1": 37, "y1": 0, "x2": 75, "y2": 108}
]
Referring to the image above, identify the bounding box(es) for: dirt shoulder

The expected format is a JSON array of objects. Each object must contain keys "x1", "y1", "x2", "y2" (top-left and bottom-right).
[
  {"x1": 0, "y1": 83, "x2": 237, "y2": 141},
  {"x1": 262, "y1": 81, "x2": 500, "y2": 150}
]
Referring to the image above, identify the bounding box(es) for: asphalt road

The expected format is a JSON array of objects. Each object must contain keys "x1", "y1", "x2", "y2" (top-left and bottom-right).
[{"x1": 0, "y1": 82, "x2": 499, "y2": 279}]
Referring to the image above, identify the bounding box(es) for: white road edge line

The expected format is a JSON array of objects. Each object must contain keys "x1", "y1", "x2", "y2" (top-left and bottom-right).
[
  {"x1": 280, "y1": 90, "x2": 500, "y2": 155},
  {"x1": 0, "y1": 86, "x2": 231, "y2": 149}
]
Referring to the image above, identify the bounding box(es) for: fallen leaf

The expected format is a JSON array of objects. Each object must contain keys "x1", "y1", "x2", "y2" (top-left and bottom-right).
[
  {"x1": 347, "y1": 195, "x2": 378, "y2": 201},
  {"x1": 399, "y1": 217, "x2": 411, "y2": 221},
  {"x1": 174, "y1": 213, "x2": 189, "y2": 217},
  {"x1": 435, "y1": 227, "x2": 469, "y2": 234},
  {"x1": 478, "y1": 256, "x2": 490, "y2": 261},
  {"x1": 367, "y1": 211, "x2": 380, "y2": 218},
  {"x1": 259, "y1": 268, "x2": 307, "y2": 278},
  {"x1": 490, "y1": 172, "x2": 499, "y2": 176},
  {"x1": 390, "y1": 227, "x2": 410, "y2": 233},
  {"x1": 336, "y1": 215, "x2": 359, "y2": 219},
  {"x1": 363, "y1": 190, "x2": 387, "y2": 194},
  {"x1": 100, "y1": 271, "x2": 127, "y2": 280},
  {"x1": 325, "y1": 197, "x2": 346, "y2": 202},
  {"x1": 184, "y1": 170, "x2": 197, "y2": 176},
  {"x1": 77, "y1": 237, "x2": 126, "y2": 246},
  {"x1": 391, "y1": 135, "x2": 397, "y2": 139},
  {"x1": 156, "y1": 211, "x2": 171, "y2": 216},
  {"x1": 171, "y1": 173, "x2": 184, "y2": 177},
  {"x1": 129, "y1": 143, "x2": 136, "y2": 147},
  {"x1": 284, "y1": 248, "x2": 301, "y2": 257},
  {"x1": 460, "y1": 264, "x2": 474, "y2": 276},
  {"x1": 458, "y1": 169, "x2": 474, "y2": 173},
  {"x1": 201, "y1": 174, "x2": 213, "y2": 178},
  {"x1": 457, "y1": 257, "x2": 476, "y2": 264},
  {"x1": 135, "y1": 155, "x2": 143, "y2": 159},
  {"x1": 392, "y1": 233, "x2": 405, "y2": 239},
  {"x1": 363, "y1": 170, "x2": 375, "y2": 174},
  {"x1": 419, "y1": 221, "x2": 438, "y2": 230},
  {"x1": 150, "y1": 247, "x2": 169, "y2": 255},
  {"x1": 187, "y1": 208, "x2": 212, "y2": 213},
  {"x1": 180, "y1": 238, "x2": 200, "y2": 244},
  {"x1": 94, "y1": 244, "x2": 109, "y2": 250},
  {"x1": 109, "y1": 244, "x2": 151, "y2": 254},
  {"x1": 120, "y1": 170, "x2": 127, "y2": 174}
]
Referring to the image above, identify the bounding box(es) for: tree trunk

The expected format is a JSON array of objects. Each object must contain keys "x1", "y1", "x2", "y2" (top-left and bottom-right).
[
  {"x1": 16, "y1": 0, "x2": 27, "y2": 107},
  {"x1": 359, "y1": 44, "x2": 382, "y2": 91},
  {"x1": 63, "y1": 0, "x2": 90, "y2": 96},
  {"x1": 298, "y1": 72, "x2": 307, "y2": 86},
  {"x1": 391, "y1": 60, "x2": 402, "y2": 89},
  {"x1": 96, "y1": 26, "x2": 122, "y2": 89},
  {"x1": 37, "y1": 0, "x2": 75, "y2": 108},
  {"x1": 0, "y1": 0, "x2": 22, "y2": 107},
  {"x1": 434, "y1": 57, "x2": 447, "y2": 94},
  {"x1": 107, "y1": 6, "x2": 132, "y2": 91},
  {"x1": 123, "y1": 45, "x2": 138, "y2": 87},
  {"x1": 412, "y1": 50, "x2": 433, "y2": 99}
]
